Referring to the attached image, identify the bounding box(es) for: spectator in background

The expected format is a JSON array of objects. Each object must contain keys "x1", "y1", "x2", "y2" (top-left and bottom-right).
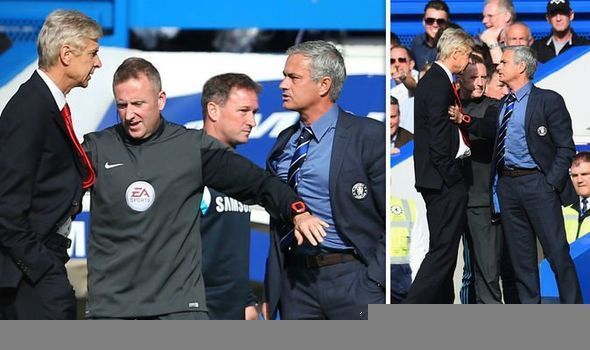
[
  {"x1": 391, "y1": 45, "x2": 419, "y2": 133},
  {"x1": 480, "y1": 0, "x2": 516, "y2": 64},
  {"x1": 200, "y1": 73, "x2": 261, "y2": 320},
  {"x1": 486, "y1": 70, "x2": 509, "y2": 100},
  {"x1": 505, "y1": 22, "x2": 534, "y2": 46},
  {"x1": 532, "y1": 0, "x2": 590, "y2": 63},
  {"x1": 563, "y1": 152, "x2": 590, "y2": 243},
  {"x1": 391, "y1": 96, "x2": 413, "y2": 155},
  {"x1": 411, "y1": 0, "x2": 450, "y2": 71}
]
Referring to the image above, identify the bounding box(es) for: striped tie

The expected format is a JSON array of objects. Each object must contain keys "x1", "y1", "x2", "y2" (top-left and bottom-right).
[
  {"x1": 495, "y1": 93, "x2": 517, "y2": 170},
  {"x1": 287, "y1": 127, "x2": 314, "y2": 190},
  {"x1": 280, "y1": 126, "x2": 314, "y2": 250},
  {"x1": 582, "y1": 197, "x2": 588, "y2": 217}
]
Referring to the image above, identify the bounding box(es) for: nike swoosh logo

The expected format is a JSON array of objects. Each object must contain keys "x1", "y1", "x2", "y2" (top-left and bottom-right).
[{"x1": 104, "y1": 162, "x2": 124, "y2": 169}]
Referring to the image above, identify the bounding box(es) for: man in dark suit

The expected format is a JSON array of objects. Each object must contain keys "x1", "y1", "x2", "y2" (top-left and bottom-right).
[
  {"x1": 449, "y1": 56, "x2": 518, "y2": 304},
  {"x1": 0, "y1": 10, "x2": 102, "y2": 319},
  {"x1": 493, "y1": 45, "x2": 581, "y2": 303},
  {"x1": 454, "y1": 45, "x2": 582, "y2": 303},
  {"x1": 407, "y1": 27, "x2": 474, "y2": 304},
  {"x1": 264, "y1": 40, "x2": 385, "y2": 319}
]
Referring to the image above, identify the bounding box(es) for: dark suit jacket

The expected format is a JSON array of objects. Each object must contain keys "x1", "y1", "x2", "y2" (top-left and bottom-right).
[
  {"x1": 264, "y1": 108, "x2": 385, "y2": 319},
  {"x1": 0, "y1": 72, "x2": 84, "y2": 288},
  {"x1": 466, "y1": 85, "x2": 577, "y2": 207},
  {"x1": 394, "y1": 127, "x2": 413, "y2": 148},
  {"x1": 413, "y1": 63, "x2": 463, "y2": 191}
]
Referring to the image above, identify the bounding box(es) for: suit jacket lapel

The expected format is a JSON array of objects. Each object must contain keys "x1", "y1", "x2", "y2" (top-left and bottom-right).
[
  {"x1": 524, "y1": 85, "x2": 537, "y2": 134},
  {"x1": 31, "y1": 72, "x2": 85, "y2": 176},
  {"x1": 266, "y1": 123, "x2": 298, "y2": 174},
  {"x1": 329, "y1": 108, "x2": 351, "y2": 196}
]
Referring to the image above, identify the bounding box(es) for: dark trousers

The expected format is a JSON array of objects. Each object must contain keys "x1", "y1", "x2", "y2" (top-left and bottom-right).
[
  {"x1": 279, "y1": 259, "x2": 384, "y2": 319},
  {"x1": 390, "y1": 264, "x2": 412, "y2": 304},
  {"x1": 0, "y1": 238, "x2": 76, "y2": 319},
  {"x1": 403, "y1": 181, "x2": 468, "y2": 304},
  {"x1": 498, "y1": 172, "x2": 582, "y2": 304},
  {"x1": 464, "y1": 207, "x2": 519, "y2": 303}
]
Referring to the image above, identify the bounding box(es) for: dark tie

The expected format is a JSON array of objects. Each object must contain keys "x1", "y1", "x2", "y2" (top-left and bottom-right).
[
  {"x1": 280, "y1": 126, "x2": 314, "y2": 250},
  {"x1": 287, "y1": 127, "x2": 314, "y2": 190},
  {"x1": 61, "y1": 103, "x2": 96, "y2": 188},
  {"x1": 451, "y1": 82, "x2": 471, "y2": 147},
  {"x1": 582, "y1": 197, "x2": 588, "y2": 217},
  {"x1": 495, "y1": 93, "x2": 517, "y2": 170}
]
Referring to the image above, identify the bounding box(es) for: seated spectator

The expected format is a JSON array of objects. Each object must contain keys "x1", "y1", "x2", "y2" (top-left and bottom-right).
[
  {"x1": 411, "y1": 0, "x2": 450, "y2": 71},
  {"x1": 390, "y1": 96, "x2": 413, "y2": 155},
  {"x1": 531, "y1": 0, "x2": 590, "y2": 63},
  {"x1": 505, "y1": 22, "x2": 534, "y2": 47},
  {"x1": 563, "y1": 152, "x2": 590, "y2": 243},
  {"x1": 480, "y1": 0, "x2": 516, "y2": 63},
  {"x1": 391, "y1": 45, "x2": 419, "y2": 133}
]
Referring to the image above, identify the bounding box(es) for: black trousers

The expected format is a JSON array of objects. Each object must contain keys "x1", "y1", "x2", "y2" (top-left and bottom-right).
[
  {"x1": 464, "y1": 206, "x2": 519, "y2": 303},
  {"x1": 403, "y1": 181, "x2": 468, "y2": 304},
  {"x1": 498, "y1": 172, "x2": 582, "y2": 304},
  {"x1": 0, "y1": 236, "x2": 76, "y2": 319}
]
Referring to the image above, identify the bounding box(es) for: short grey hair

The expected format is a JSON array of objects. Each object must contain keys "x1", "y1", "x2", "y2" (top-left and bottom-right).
[
  {"x1": 504, "y1": 45, "x2": 537, "y2": 80},
  {"x1": 286, "y1": 40, "x2": 347, "y2": 101},
  {"x1": 37, "y1": 9, "x2": 103, "y2": 69},
  {"x1": 437, "y1": 28, "x2": 475, "y2": 61},
  {"x1": 485, "y1": 0, "x2": 516, "y2": 22}
]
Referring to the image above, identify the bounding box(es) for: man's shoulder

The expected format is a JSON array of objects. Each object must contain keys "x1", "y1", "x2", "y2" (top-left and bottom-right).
[
  {"x1": 530, "y1": 85, "x2": 562, "y2": 100},
  {"x1": 532, "y1": 35, "x2": 550, "y2": 49},
  {"x1": 339, "y1": 110, "x2": 383, "y2": 129},
  {"x1": 85, "y1": 124, "x2": 120, "y2": 142},
  {"x1": 572, "y1": 31, "x2": 590, "y2": 45}
]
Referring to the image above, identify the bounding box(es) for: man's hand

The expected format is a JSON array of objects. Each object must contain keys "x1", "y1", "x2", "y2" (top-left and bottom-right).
[
  {"x1": 261, "y1": 302, "x2": 270, "y2": 320},
  {"x1": 480, "y1": 27, "x2": 502, "y2": 46},
  {"x1": 293, "y1": 212, "x2": 328, "y2": 246},
  {"x1": 245, "y1": 305, "x2": 260, "y2": 320},
  {"x1": 391, "y1": 66, "x2": 406, "y2": 83},
  {"x1": 448, "y1": 105, "x2": 463, "y2": 124}
]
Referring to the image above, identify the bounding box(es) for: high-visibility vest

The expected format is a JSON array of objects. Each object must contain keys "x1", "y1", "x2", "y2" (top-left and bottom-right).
[
  {"x1": 562, "y1": 204, "x2": 590, "y2": 243},
  {"x1": 390, "y1": 197, "x2": 416, "y2": 264}
]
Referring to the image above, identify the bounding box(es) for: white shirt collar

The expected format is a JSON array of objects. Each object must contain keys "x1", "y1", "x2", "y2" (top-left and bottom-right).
[
  {"x1": 36, "y1": 69, "x2": 67, "y2": 111},
  {"x1": 435, "y1": 61, "x2": 454, "y2": 84}
]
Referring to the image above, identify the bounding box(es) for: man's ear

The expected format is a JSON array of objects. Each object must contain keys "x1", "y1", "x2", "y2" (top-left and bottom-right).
[
  {"x1": 318, "y1": 76, "x2": 332, "y2": 97},
  {"x1": 59, "y1": 45, "x2": 73, "y2": 66},
  {"x1": 157, "y1": 90, "x2": 167, "y2": 111},
  {"x1": 206, "y1": 101, "x2": 219, "y2": 122}
]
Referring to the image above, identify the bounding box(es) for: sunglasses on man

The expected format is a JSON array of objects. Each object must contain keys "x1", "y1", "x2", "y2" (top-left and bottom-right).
[
  {"x1": 424, "y1": 17, "x2": 447, "y2": 26},
  {"x1": 390, "y1": 57, "x2": 408, "y2": 64}
]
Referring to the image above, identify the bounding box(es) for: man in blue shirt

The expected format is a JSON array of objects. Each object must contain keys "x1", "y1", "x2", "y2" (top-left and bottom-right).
[
  {"x1": 263, "y1": 40, "x2": 385, "y2": 319},
  {"x1": 457, "y1": 46, "x2": 582, "y2": 303}
]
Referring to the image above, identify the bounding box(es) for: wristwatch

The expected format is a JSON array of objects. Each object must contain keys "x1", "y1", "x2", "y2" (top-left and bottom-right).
[{"x1": 291, "y1": 200, "x2": 308, "y2": 217}]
